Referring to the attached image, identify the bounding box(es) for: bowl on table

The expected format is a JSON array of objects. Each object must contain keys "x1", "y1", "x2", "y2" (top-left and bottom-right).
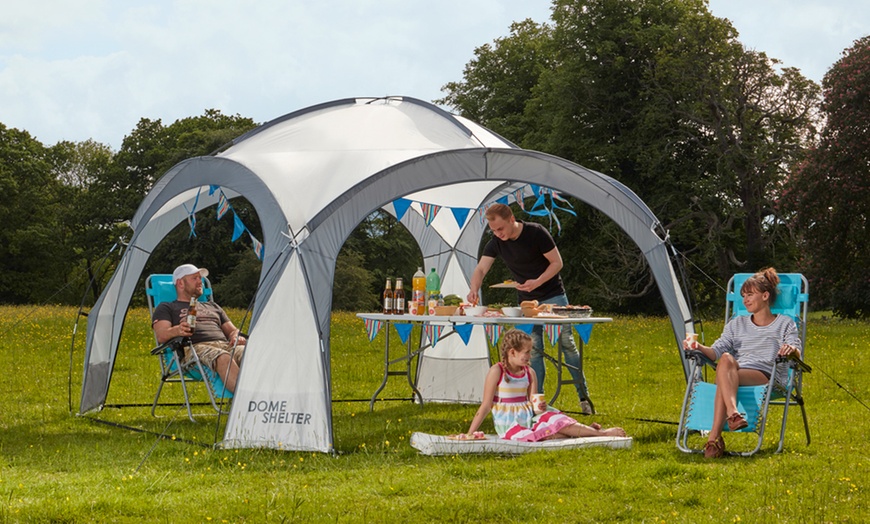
[
  {"x1": 464, "y1": 305, "x2": 488, "y2": 316},
  {"x1": 501, "y1": 307, "x2": 522, "y2": 317},
  {"x1": 433, "y1": 305, "x2": 459, "y2": 316}
]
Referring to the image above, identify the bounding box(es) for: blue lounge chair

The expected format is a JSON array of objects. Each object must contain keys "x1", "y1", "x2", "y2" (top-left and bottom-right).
[
  {"x1": 676, "y1": 273, "x2": 811, "y2": 456},
  {"x1": 146, "y1": 274, "x2": 232, "y2": 422}
]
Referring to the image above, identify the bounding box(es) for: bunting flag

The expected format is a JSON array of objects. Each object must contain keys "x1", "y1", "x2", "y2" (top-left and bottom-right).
[
  {"x1": 513, "y1": 187, "x2": 526, "y2": 210},
  {"x1": 496, "y1": 196, "x2": 509, "y2": 205},
  {"x1": 478, "y1": 204, "x2": 491, "y2": 227},
  {"x1": 249, "y1": 232, "x2": 265, "y2": 261},
  {"x1": 453, "y1": 323, "x2": 474, "y2": 345},
  {"x1": 208, "y1": 185, "x2": 220, "y2": 196},
  {"x1": 365, "y1": 318, "x2": 384, "y2": 341},
  {"x1": 514, "y1": 324, "x2": 534, "y2": 335},
  {"x1": 187, "y1": 212, "x2": 197, "y2": 238},
  {"x1": 420, "y1": 202, "x2": 441, "y2": 226},
  {"x1": 574, "y1": 324, "x2": 594, "y2": 344},
  {"x1": 393, "y1": 198, "x2": 412, "y2": 221},
  {"x1": 450, "y1": 207, "x2": 471, "y2": 229},
  {"x1": 393, "y1": 323, "x2": 413, "y2": 345},
  {"x1": 484, "y1": 323, "x2": 504, "y2": 347},
  {"x1": 424, "y1": 323, "x2": 444, "y2": 348},
  {"x1": 232, "y1": 211, "x2": 246, "y2": 242},
  {"x1": 216, "y1": 191, "x2": 230, "y2": 220},
  {"x1": 545, "y1": 323, "x2": 563, "y2": 346}
]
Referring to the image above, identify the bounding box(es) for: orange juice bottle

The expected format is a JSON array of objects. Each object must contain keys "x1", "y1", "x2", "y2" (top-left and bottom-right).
[{"x1": 412, "y1": 267, "x2": 426, "y2": 315}]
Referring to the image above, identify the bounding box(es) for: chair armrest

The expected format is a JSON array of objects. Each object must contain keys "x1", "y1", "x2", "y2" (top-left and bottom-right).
[
  {"x1": 150, "y1": 336, "x2": 190, "y2": 358},
  {"x1": 686, "y1": 350, "x2": 717, "y2": 369},
  {"x1": 777, "y1": 353, "x2": 812, "y2": 373}
]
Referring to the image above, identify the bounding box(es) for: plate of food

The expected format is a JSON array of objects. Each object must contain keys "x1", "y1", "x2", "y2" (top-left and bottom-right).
[
  {"x1": 489, "y1": 280, "x2": 518, "y2": 289},
  {"x1": 551, "y1": 305, "x2": 593, "y2": 318}
]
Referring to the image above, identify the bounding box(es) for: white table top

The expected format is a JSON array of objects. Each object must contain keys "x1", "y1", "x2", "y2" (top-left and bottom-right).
[{"x1": 356, "y1": 313, "x2": 612, "y2": 325}]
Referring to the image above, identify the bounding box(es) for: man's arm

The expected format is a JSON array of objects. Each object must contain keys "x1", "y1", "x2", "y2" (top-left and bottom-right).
[
  {"x1": 516, "y1": 247, "x2": 563, "y2": 293},
  {"x1": 153, "y1": 319, "x2": 192, "y2": 344},
  {"x1": 221, "y1": 320, "x2": 246, "y2": 346},
  {"x1": 467, "y1": 255, "x2": 496, "y2": 305}
]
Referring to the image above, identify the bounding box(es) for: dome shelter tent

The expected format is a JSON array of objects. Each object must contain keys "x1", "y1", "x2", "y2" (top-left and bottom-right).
[{"x1": 80, "y1": 96, "x2": 695, "y2": 453}]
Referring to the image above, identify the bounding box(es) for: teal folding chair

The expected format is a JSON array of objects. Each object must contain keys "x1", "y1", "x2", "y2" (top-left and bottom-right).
[
  {"x1": 146, "y1": 274, "x2": 232, "y2": 422},
  {"x1": 677, "y1": 273, "x2": 811, "y2": 456}
]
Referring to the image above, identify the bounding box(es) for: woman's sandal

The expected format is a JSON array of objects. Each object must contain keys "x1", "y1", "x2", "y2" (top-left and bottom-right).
[
  {"x1": 727, "y1": 412, "x2": 748, "y2": 431},
  {"x1": 703, "y1": 436, "x2": 726, "y2": 458}
]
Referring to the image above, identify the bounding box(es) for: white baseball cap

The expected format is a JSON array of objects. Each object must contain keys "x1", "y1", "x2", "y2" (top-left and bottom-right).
[{"x1": 172, "y1": 264, "x2": 209, "y2": 283}]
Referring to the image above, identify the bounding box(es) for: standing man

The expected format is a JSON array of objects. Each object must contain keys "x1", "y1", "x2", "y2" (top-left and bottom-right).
[
  {"x1": 152, "y1": 264, "x2": 247, "y2": 393},
  {"x1": 467, "y1": 203, "x2": 594, "y2": 414}
]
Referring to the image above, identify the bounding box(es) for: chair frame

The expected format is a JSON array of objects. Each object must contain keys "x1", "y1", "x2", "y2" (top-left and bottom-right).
[
  {"x1": 676, "y1": 273, "x2": 811, "y2": 456},
  {"x1": 146, "y1": 274, "x2": 233, "y2": 422}
]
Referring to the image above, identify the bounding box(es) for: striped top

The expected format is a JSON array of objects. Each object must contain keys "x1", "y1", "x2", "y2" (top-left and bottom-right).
[
  {"x1": 491, "y1": 363, "x2": 534, "y2": 437},
  {"x1": 711, "y1": 314, "x2": 801, "y2": 386}
]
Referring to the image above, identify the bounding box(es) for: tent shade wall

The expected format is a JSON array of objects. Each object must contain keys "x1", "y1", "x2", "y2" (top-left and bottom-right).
[{"x1": 80, "y1": 96, "x2": 694, "y2": 452}]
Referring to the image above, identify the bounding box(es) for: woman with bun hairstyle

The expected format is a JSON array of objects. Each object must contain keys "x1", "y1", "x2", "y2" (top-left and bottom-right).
[{"x1": 683, "y1": 267, "x2": 801, "y2": 458}]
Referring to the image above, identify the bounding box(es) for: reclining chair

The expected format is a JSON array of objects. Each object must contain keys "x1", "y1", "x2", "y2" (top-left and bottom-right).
[
  {"x1": 676, "y1": 273, "x2": 811, "y2": 456},
  {"x1": 146, "y1": 274, "x2": 232, "y2": 422}
]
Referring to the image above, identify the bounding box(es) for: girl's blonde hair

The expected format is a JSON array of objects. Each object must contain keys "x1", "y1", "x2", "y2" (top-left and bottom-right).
[
  {"x1": 500, "y1": 329, "x2": 532, "y2": 363},
  {"x1": 741, "y1": 267, "x2": 780, "y2": 304}
]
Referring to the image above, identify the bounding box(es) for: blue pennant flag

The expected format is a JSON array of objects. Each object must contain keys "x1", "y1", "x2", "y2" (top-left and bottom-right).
[
  {"x1": 453, "y1": 323, "x2": 474, "y2": 345},
  {"x1": 393, "y1": 323, "x2": 413, "y2": 345},
  {"x1": 393, "y1": 198, "x2": 412, "y2": 221},
  {"x1": 574, "y1": 324, "x2": 594, "y2": 344},
  {"x1": 496, "y1": 196, "x2": 509, "y2": 205},
  {"x1": 530, "y1": 184, "x2": 541, "y2": 197},
  {"x1": 514, "y1": 324, "x2": 535, "y2": 335},
  {"x1": 208, "y1": 185, "x2": 220, "y2": 196},
  {"x1": 232, "y1": 211, "x2": 246, "y2": 242},
  {"x1": 450, "y1": 207, "x2": 471, "y2": 229}
]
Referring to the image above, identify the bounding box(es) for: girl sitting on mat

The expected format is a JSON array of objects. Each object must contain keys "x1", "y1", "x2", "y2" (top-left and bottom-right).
[{"x1": 463, "y1": 329, "x2": 627, "y2": 440}]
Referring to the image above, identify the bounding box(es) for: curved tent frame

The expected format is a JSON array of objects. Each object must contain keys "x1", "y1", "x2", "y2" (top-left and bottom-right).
[{"x1": 80, "y1": 97, "x2": 694, "y2": 452}]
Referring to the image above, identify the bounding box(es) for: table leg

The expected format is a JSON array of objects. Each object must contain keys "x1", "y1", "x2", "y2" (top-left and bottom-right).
[{"x1": 369, "y1": 321, "x2": 393, "y2": 411}]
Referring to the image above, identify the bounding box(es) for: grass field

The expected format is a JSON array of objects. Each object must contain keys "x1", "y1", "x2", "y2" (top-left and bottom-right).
[{"x1": 1, "y1": 305, "x2": 867, "y2": 523}]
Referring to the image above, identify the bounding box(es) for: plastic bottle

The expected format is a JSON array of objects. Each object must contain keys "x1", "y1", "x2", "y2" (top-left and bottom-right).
[
  {"x1": 412, "y1": 267, "x2": 426, "y2": 315},
  {"x1": 426, "y1": 268, "x2": 441, "y2": 315}
]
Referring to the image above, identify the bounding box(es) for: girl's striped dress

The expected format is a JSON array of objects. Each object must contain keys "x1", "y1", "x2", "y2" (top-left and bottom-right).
[{"x1": 491, "y1": 362, "x2": 578, "y2": 441}]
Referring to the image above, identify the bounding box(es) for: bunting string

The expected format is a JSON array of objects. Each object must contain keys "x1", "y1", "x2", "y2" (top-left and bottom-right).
[{"x1": 186, "y1": 185, "x2": 266, "y2": 261}]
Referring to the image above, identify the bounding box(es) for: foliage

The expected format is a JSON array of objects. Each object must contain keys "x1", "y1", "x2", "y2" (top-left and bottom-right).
[
  {"x1": 782, "y1": 36, "x2": 870, "y2": 318},
  {"x1": 1, "y1": 306, "x2": 868, "y2": 521},
  {"x1": 439, "y1": 0, "x2": 820, "y2": 314}
]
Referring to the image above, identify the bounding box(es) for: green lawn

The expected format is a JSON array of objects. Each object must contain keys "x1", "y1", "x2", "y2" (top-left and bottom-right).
[{"x1": 1, "y1": 305, "x2": 867, "y2": 522}]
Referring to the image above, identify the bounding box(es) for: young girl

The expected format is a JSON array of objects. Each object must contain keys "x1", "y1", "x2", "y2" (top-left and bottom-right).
[
  {"x1": 464, "y1": 329, "x2": 627, "y2": 440},
  {"x1": 683, "y1": 267, "x2": 801, "y2": 458}
]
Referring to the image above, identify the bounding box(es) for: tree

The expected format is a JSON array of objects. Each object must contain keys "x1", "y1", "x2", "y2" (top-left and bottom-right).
[
  {"x1": 782, "y1": 36, "x2": 870, "y2": 318},
  {"x1": 0, "y1": 124, "x2": 74, "y2": 303},
  {"x1": 439, "y1": 0, "x2": 820, "y2": 313}
]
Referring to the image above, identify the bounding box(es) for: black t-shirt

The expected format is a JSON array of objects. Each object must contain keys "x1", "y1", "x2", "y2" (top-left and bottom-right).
[
  {"x1": 482, "y1": 221, "x2": 565, "y2": 302},
  {"x1": 152, "y1": 300, "x2": 230, "y2": 345}
]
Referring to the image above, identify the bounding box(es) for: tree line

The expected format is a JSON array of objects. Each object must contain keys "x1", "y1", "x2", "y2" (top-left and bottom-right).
[{"x1": 0, "y1": 0, "x2": 867, "y2": 318}]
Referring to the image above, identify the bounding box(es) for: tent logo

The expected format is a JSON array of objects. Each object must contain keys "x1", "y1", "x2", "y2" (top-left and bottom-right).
[{"x1": 248, "y1": 400, "x2": 312, "y2": 425}]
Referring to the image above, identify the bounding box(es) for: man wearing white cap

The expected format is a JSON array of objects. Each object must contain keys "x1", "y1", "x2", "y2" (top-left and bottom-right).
[{"x1": 152, "y1": 264, "x2": 246, "y2": 393}]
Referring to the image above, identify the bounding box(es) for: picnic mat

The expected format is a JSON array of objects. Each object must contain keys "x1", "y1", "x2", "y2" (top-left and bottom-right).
[{"x1": 410, "y1": 432, "x2": 632, "y2": 456}]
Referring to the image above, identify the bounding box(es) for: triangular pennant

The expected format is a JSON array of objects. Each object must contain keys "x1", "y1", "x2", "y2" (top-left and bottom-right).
[
  {"x1": 545, "y1": 323, "x2": 562, "y2": 346},
  {"x1": 393, "y1": 323, "x2": 413, "y2": 345},
  {"x1": 496, "y1": 196, "x2": 508, "y2": 205},
  {"x1": 365, "y1": 318, "x2": 384, "y2": 341},
  {"x1": 420, "y1": 202, "x2": 441, "y2": 226},
  {"x1": 574, "y1": 324, "x2": 594, "y2": 344},
  {"x1": 424, "y1": 323, "x2": 444, "y2": 347},
  {"x1": 478, "y1": 205, "x2": 490, "y2": 227},
  {"x1": 208, "y1": 185, "x2": 220, "y2": 196},
  {"x1": 232, "y1": 211, "x2": 246, "y2": 242},
  {"x1": 514, "y1": 324, "x2": 534, "y2": 335},
  {"x1": 393, "y1": 198, "x2": 412, "y2": 221},
  {"x1": 453, "y1": 323, "x2": 474, "y2": 345},
  {"x1": 485, "y1": 324, "x2": 503, "y2": 347},
  {"x1": 530, "y1": 184, "x2": 541, "y2": 197},
  {"x1": 450, "y1": 207, "x2": 471, "y2": 229},
  {"x1": 216, "y1": 191, "x2": 230, "y2": 220},
  {"x1": 249, "y1": 233, "x2": 265, "y2": 261}
]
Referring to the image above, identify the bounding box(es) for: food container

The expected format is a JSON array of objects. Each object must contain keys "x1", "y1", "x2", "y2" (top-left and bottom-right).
[
  {"x1": 501, "y1": 307, "x2": 522, "y2": 317},
  {"x1": 433, "y1": 306, "x2": 459, "y2": 316},
  {"x1": 552, "y1": 306, "x2": 593, "y2": 318},
  {"x1": 464, "y1": 305, "x2": 488, "y2": 316}
]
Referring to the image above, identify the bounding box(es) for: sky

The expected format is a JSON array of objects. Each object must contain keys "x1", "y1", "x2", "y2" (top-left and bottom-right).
[{"x1": 1, "y1": 0, "x2": 867, "y2": 150}]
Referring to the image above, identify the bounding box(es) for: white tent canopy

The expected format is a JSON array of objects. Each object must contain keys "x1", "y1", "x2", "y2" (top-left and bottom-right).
[{"x1": 81, "y1": 96, "x2": 694, "y2": 452}]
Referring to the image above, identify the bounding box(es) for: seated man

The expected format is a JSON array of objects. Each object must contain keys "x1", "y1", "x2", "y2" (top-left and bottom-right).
[{"x1": 152, "y1": 264, "x2": 246, "y2": 393}]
